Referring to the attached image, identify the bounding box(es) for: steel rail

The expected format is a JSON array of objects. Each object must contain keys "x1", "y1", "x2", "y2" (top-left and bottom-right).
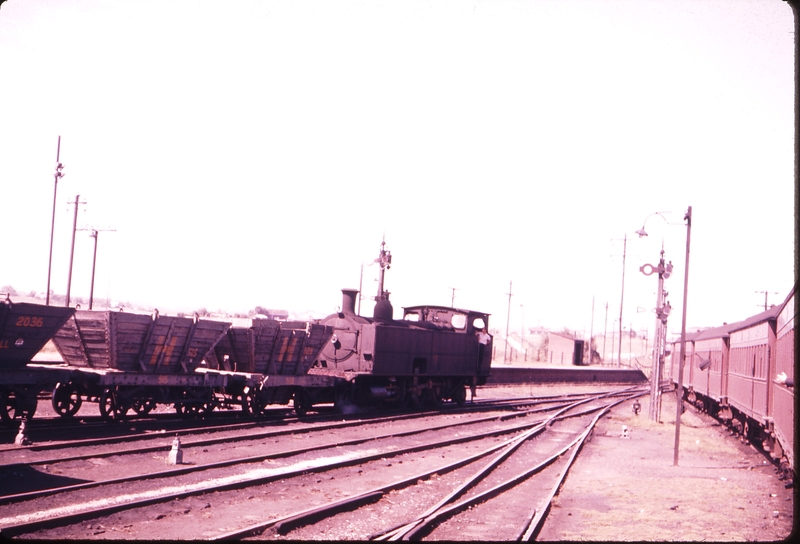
[
  {"x1": 0, "y1": 404, "x2": 540, "y2": 506},
  {"x1": 209, "y1": 416, "x2": 560, "y2": 540},
  {"x1": 0, "y1": 394, "x2": 572, "y2": 472},
  {"x1": 0, "y1": 386, "x2": 623, "y2": 445},
  {"x1": 386, "y1": 392, "x2": 643, "y2": 541},
  {"x1": 371, "y1": 391, "x2": 634, "y2": 540},
  {"x1": 0, "y1": 408, "x2": 554, "y2": 537},
  {"x1": 517, "y1": 393, "x2": 636, "y2": 541},
  {"x1": 0, "y1": 393, "x2": 551, "y2": 453},
  {"x1": 213, "y1": 390, "x2": 645, "y2": 540},
  {"x1": 0, "y1": 389, "x2": 645, "y2": 537}
]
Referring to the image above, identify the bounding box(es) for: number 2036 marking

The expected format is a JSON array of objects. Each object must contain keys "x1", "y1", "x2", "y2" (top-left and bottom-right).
[{"x1": 15, "y1": 316, "x2": 44, "y2": 328}]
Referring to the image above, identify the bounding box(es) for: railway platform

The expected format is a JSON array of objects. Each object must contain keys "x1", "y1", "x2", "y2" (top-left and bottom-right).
[
  {"x1": 486, "y1": 363, "x2": 647, "y2": 385},
  {"x1": 536, "y1": 391, "x2": 794, "y2": 541}
]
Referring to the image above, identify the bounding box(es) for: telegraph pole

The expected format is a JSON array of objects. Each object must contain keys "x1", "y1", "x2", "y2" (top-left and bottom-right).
[
  {"x1": 448, "y1": 287, "x2": 458, "y2": 307},
  {"x1": 504, "y1": 281, "x2": 513, "y2": 363},
  {"x1": 603, "y1": 302, "x2": 608, "y2": 364},
  {"x1": 89, "y1": 230, "x2": 99, "y2": 309},
  {"x1": 78, "y1": 226, "x2": 116, "y2": 310},
  {"x1": 65, "y1": 194, "x2": 86, "y2": 307},
  {"x1": 618, "y1": 233, "x2": 626, "y2": 367},
  {"x1": 755, "y1": 290, "x2": 778, "y2": 311},
  {"x1": 588, "y1": 296, "x2": 595, "y2": 365},
  {"x1": 46, "y1": 136, "x2": 65, "y2": 306}
]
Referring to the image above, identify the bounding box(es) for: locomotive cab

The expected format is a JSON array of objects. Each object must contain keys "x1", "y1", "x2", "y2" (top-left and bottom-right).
[{"x1": 402, "y1": 305, "x2": 488, "y2": 335}]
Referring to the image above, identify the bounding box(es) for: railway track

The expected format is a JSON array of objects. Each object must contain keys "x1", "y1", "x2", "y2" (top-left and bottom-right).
[
  {"x1": 0, "y1": 390, "x2": 597, "y2": 457},
  {"x1": 0, "y1": 386, "x2": 646, "y2": 539}
]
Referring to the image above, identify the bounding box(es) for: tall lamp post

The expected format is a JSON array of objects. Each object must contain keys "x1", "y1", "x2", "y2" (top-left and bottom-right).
[
  {"x1": 673, "y1": 206, "x2": 692, "y2": 466},
  {"x1": 46, "y1": 136, "x2": 65, "y2": 306}
]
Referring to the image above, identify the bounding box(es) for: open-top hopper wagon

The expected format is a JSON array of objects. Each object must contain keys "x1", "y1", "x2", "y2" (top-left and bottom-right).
[
  {"x1": 203, "y1": 319, "x2": 335, "y2": 416},
  {"x1": 50, "y1": 310, "x2": 232, "y2": 419},
  {"x1": 0, "y1": 298, "x2": 76, "y2": 423}
]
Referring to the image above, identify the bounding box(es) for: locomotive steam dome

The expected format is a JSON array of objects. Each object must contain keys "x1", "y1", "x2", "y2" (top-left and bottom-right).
[{"x1": 373, "y1": 294, "x2": 393, "y2": 320}]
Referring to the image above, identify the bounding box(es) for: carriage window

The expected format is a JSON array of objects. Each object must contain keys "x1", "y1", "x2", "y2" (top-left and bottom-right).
[
  {"x1": 404, "y1": 313, "x2": 420, "y2": 321},
  {"x1": 473, "y1": 317, "x2": 486, "y2": 330},
  {"x1": 451, "y1": 314, "x2": 467, "y2": 329}
]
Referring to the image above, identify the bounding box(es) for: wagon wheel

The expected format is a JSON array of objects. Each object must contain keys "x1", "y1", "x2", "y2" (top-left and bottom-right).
[
  {"x1": 132, "y1": 397, "x2": 157, "y2": 416},
  {"x1": 99, "y1": 388, "x2": 128, "y2": 421},
  {"x1": 51, "y1": 383, "x2": 82, "y2": 418},
  {"x1": 247, "y1": 390, "x2": 265, "y2": 416},
  {"x1": 247, "y1": 389, "x2": 265, "y2": 417},
  {"x1": 292, "y1": 389, "x2": 311, "y2": 417},
  {"x1": 0, "y1": 389, "x2": 19, "y2": 425},
  {"x1": 0, "y1": 388, "x2": 37, "y2": 425},
  {"x1": 230, "y1": 387, "x2": 250, "y2": 414},
  {"x1": 174, "y1": 388, "x2": 213, "y2": 418},
  {"x1": 237, "y1": 392, "x2": 251, "y2": 415},
  {"x1": 175, "y1": 401, "x2": 211, "y2": 418},
  {"x1": 741, "y1": 420, "x2": 751, "y2": 444}
]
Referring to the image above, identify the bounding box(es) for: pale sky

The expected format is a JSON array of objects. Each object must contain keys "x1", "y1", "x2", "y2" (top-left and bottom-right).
[{"x1": 0, "y1": 0, "x2": 795, "y2": 341}]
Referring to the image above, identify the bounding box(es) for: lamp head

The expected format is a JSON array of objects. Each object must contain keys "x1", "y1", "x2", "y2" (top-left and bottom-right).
[{"x1": 636, "y1": 228, "x2": 648, "y2": 238}]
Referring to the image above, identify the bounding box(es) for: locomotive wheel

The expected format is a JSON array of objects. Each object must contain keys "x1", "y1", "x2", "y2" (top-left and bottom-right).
[
  {"x1": 132, "y1": 398, "x2": 157, "y2": 416},
  {"x1": 421, "y1": 388, "x2": 441, "y2": 407},
  {"x1": 0, "y1": 388, "x2": 37, "y2": 425},
  {"x1": 99, "y1": 388, "x2": 128, "y2": 421},
  {"x1": 398, "y1": 383, "x2": 414, "y2": 409},
  {"x1": 452, "y1": 385, "x2": 467, "y2": 406},
  {"x1": 51, "y1": 383, "x2": 82, "y2": 418}
]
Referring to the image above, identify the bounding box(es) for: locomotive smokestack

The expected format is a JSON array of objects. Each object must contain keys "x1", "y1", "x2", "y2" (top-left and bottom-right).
[{"x1": 341, "y1": 289, "x2": 358, "y2": 315}]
